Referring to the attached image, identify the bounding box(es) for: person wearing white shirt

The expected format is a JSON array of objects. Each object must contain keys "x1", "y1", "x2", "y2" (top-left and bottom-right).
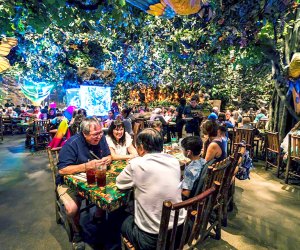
[
  {"x1": 106, "y1": 120, "x2": 138, "y2": 161},
  {"x1": 5, "y1": 107, "x2": 18, "y2": 118},
  {"x1": 117, "y1": 128, "x2": 186, "y2": 249}
]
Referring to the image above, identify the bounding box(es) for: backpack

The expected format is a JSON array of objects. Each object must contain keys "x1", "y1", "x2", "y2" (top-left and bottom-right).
[{"x1": 235, "y1": 150, "x2": 253, "y2": 180}]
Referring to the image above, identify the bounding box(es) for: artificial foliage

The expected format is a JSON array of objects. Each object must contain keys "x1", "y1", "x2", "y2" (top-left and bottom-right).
[{"x1": 0, "y1": 0, "x2": 298, "y2": 108}]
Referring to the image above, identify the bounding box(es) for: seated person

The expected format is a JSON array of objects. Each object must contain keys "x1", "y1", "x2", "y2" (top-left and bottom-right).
[
  {"x1": 225, "y1": 110, "x2": 235, "y2": 126},
  {"x1": 218, "y1": 112, "x2": 234, "y2": 131},
  {"x1": 152, "y1": 120, "x2": 162, "y2": 132},
  {"x1": 254, "y1": 107, "x2": 267, "y2": 123},
  {"x1": 47, "y1": 108, "x2": 56, "y2": 119},
  {"x1": 5, "y1": 107, "x2": 18, "y2": 118},
  {"x1": 30, "y1": 106, "x2": 41, "y2": 119},
  {"x1": 104, "y1": 109, "x2": 115, "y2": 128},
  {"x1": 150, "y1": 108, "x2": 167, "y2": 125},
  {"x1": 120, "y1": 108, "x2": 133, "y2": 135},
  {"x1": 218, "y1": 125, "x2": 228, "y2": 156},
  {"x1": 57, "y1": 117, "x2": 111, "y2": 249},
  {"x1": 202, "y1": 120, "x2": 227, "y2": 162},
  {"x1": 117, "y1": 128, "x2": 186, "y2": 250},
  {"x1": 241, "y1": 117, "x2": 253, "y2": 129},
  {"x1": 106, "y1": 120, "x2": 138, "y2": 161},
  {"x1": 180, "y1": 136, "x2": 206, "y2": 199},
  {"x1": 50, "y1": 112, "x2": 64, "y2": 130},
  {"x1": 281, "y1": 121, "x2": 300, "y2": 160},
  {"x1": 232, "y1": 110, "x2": 243, "y2": 125},
  {"x1": 69, "y1": 109, "x2": 87, "y2": 136}
]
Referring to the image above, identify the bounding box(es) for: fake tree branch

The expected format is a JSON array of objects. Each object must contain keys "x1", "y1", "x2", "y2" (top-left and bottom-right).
[{"x1": 272, "y1": 59, "x2": 300, "y2": 121}]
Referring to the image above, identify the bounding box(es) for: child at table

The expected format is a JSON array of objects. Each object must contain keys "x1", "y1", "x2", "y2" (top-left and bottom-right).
[{"x1": 180, "y1": 136, "x2": 206, "y2": 199}]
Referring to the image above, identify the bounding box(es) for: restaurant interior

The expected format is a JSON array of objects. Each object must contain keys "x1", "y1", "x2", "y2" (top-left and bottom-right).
[{"x1": 0, "y1": 1, "x2": 300, "y2": 250}]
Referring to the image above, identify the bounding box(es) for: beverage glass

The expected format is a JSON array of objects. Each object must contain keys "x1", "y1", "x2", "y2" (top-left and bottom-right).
[
  {"x1": 86, "y1": 169, "x2": 96, "y2": 185},
  {"x1": 96, "y1": 165, "x2": 106, "y2": 187}
]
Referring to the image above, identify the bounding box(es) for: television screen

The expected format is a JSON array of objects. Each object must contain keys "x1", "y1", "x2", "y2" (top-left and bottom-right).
[{"x1": 79, "y1": 86, "x2": 111, "y2": 116}]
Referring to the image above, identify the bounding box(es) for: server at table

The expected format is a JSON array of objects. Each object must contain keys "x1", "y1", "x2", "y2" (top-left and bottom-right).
[
  {"x1": 183, "y1": 95, "x2": 203, "y2": 136},
  {"x1": 56, "y1": 117, "x2": 111, "y2": 250},
  {"x1": 117, "y1": 128, "x2": 186, "y2": 250}
]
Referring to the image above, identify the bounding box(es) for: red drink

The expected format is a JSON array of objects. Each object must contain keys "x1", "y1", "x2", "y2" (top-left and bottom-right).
[
  {"x1": 86, "y1": 169, "x2": 96, "y2": 185},
  {"x1": 96, "y1": 169, "x2": 106, "y2": 187}
]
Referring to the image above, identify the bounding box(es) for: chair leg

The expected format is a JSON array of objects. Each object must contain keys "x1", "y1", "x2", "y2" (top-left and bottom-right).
[
  {"x1": 276, "y1": 154, "x2": 281, "y2": 178},
  {"x1": 215, "y1": 207, "x2": 222, "y2": 240},
  {"x1": 285, "y1": 158, "x2": 291, "y2": 184},
  {"x1": 265, "y1": 151, "x2": 268, "y2": 170}
]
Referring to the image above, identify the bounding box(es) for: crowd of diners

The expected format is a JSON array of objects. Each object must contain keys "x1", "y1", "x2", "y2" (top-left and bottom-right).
[{"x1": 4, "y1": 96, "x2": 296, "y2": 250}]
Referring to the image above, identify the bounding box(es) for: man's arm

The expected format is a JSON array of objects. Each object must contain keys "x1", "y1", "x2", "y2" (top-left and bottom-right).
[
  {"x1": 116, "y1": 163, "x2": 134, "y2": 190},
  {"x1": 57, "y1": 144, "x2": 102, "y2": 175}
]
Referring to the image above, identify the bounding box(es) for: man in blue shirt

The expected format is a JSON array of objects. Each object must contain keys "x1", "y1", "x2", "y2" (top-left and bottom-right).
[{"x1": 57, "y1": 117, "x2": 111, "y2": 250}]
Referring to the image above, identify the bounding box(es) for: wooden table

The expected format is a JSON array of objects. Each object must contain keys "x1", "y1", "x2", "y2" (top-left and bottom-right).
[{"x1": 64, "y1": 160, "x2": 129, "y2": 212}]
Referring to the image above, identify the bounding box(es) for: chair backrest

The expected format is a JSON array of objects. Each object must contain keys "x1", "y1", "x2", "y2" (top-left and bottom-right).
[
  {"x1": 288, "y1": 134, "x2": 300, "y2": 160},
  {"x1": 47, "y1": 147, "x2": 62, "y2": 187},
  {"x1": 233, "y1": 128, "x2": 254, "y2": 147},
  {"x1": 157, "y1": 182, "x2": 220, "y2": 250},
  {"x1": 266, "y1": 131, "x2": 280, "y2": 153},
  {"x1": 256, "y1": 118, "x2": 268, "y2": 130},
  {"x1": 203, "y1": 157, "x2": 233, "y2": 192},
  {"x1": 189, "y1": 159, "x2": 216, "y2": 198},
  {"x1": 33, "y1": 120, "x2": 50, "y2": 134}
]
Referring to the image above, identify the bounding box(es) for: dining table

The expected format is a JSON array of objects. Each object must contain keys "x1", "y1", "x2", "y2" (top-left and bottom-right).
[
  {"x1": 64, "y1": 160, "x2": 129, "y2": 212},
  {"x1": 63, "y1": 149, "x2": 190, "y2": 211}
]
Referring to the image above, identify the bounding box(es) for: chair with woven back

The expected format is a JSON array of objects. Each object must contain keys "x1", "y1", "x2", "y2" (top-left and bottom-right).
[
  {"x1": 285, "y1": 134, "x2": 300, "y2": 184},
  {"x1": 122, "y1": 182, "x2": 221, "y2": 250},
  {"x1": 265, "y1": 131, "x2": 283, "y2": 177}
]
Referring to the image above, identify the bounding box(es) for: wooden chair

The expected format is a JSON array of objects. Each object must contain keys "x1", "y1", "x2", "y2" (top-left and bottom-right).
[
  {"x1": 2, "y1": 116, "x2": 16, "y2": 135},
  {"x1": 265, "y1": 131, "x2": 283, "y2": 177},
  {"x1": 27, "y1": 120, "x2": 51, "y2": 149},
  {"x1": 232, "y1": 128, "x2": 254, "y2": 158},
  {"x1": 201, "y1": 157, "x2": 233, "y2": 236},
  {"x1": 46, "y1": 147, "x2": 74, "y2": 241},
  {"x1": 189, "y1": 159, "x2": 216, "y2": 198},
  {"x1": 222, "y1": 142, "x2": 246, "y2": 227},
  {"x1": 122, "y1": 182, "x2": 220, "y2": 250},
  {"x1": 256, "y1": 118, "x2": 268, "y2": 130},
  {"x1": 285, "y1": 134, "x2": 300, "y2": 184}
]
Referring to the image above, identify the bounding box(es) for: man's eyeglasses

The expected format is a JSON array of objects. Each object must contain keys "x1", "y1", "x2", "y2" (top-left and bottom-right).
[{"x1": 89, "y1": 131, "x2": 104, "y2": 138}]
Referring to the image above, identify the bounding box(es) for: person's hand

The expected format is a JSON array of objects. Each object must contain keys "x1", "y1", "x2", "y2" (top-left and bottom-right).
[
  {"x1": 99, "y1": 156, "x2": 112, "y2": 166},
  {"x1": 85, "y1": 159, "x2": 102, "y2": 170}
]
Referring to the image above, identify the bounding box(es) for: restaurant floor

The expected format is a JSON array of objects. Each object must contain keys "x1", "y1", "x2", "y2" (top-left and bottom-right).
[{"x1": 0, "y1": 135, "x2": 299, "y2": 250}]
